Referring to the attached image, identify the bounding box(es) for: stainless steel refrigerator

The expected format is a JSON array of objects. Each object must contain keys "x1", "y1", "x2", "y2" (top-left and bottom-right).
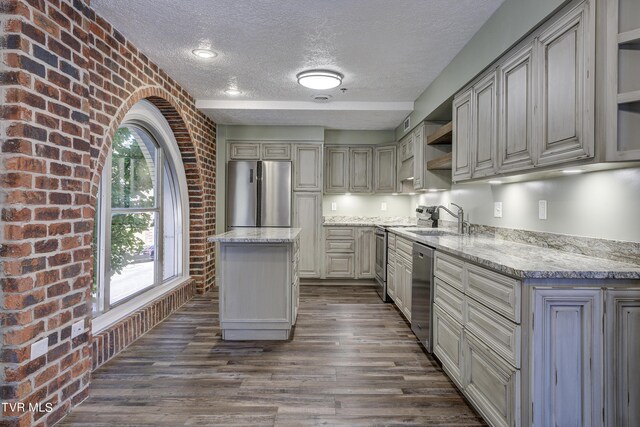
[{"x1": 226, "y1": 160, "x2": 292, "y2": 229}]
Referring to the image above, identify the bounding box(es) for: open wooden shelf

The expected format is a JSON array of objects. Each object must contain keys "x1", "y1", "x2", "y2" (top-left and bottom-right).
[
  {"x1": 618, "y1": 28, "x2": 640, "y2": 46},
  {"x1": 427, "y1": 121, "x2": 452, "y2": 145},
  {"x1": 427, "y1": 152, "x2": 452, "y2": 170},
  {"x1": 618, "y1": 90, "x2": 640, "y2": 104}
]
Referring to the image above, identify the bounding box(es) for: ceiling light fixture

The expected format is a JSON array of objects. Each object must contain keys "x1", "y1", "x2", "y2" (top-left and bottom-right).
[
  {"x1": 192, "y1": 48, "x2": 217, "y2": 59},
  {"x1": 297, "y1": 70, "x2": 343, "y2": 90},
  {"x1": 225, "y1": 88, "x2": 241, "y2": 96},
  {"x1": 562, "y1": 169, "x2": 584, "y2": 174}
]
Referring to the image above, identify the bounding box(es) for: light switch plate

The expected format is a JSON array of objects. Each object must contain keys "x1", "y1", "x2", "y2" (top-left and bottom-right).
[
  {"x1": 381, "y1": 202, "x2": 387, "y2": 211},
  {"x1": 538, "y1": 200, "x2": 547, "y2": 220},
  {"x1": 31, "y1": 338, "x2": 48, "y2": 361},
  {"x1": 494, "y1": 202, "x2": 503, "y2": 218},
  {"x1": 71, "y1": 320, "x2": 84, "y2": 338},
  {"x1": 331, "y1": 202, "x2": 337, "y2": 211}
]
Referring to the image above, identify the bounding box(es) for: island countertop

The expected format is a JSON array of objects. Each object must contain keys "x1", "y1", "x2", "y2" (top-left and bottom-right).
[
  {"x1": 388, "y1": 227, "x2": 640, "y2": 281},
  {"x1": 209, "y1": 227, "x2": 302, "y2": 243}
]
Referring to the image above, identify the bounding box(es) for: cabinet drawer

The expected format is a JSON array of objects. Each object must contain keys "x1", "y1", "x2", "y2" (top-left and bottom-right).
[
  {"x1": 387, "y1": 232, "x2": 396, "y2": 250},
  {"x1": 465, "y1": 298, "x2": 520, "y2": 368},
  {"x1": 395, "y1": 236, "x2": 413, "y2": 260},
  {"x1": 434, "y1": 278, "x2": 464, "y2": 323},
  {"x1": 433, "y1": 304, "x2": 464, "y2": 388},
  {"x1": 324, "y1": 227, "x2": 356, "y2": 240},
  {"x1": 434, "y1": 252, "x2": 464, "y2": 291},
  {"x1": 262, "y1": 144, "x2": 291, "y2": 160},
  {"x1": 325, "y1": 239, "x2": 355, "y2": 253},
  {"x1": 229, "y1": 143, "x2": 260, "y2": 160},
  {"x1": 387, "y1": 249, "x2": 396, "y2": 265},
  {"x1": 324, "y1": 253, "x2": 355, "y2": 278},
  {"x1": 466, "y1": 264, "x2": 521, "y2": 323},
  {"x1": 463, "y1": 331, "x2": 520, "y2": 427}
]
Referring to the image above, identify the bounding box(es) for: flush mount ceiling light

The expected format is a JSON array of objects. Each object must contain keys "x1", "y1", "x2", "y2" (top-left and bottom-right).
[
  {"x1": 297, "y1": 70, "x2": 343, "y2": 90},
  {"x1": 225, "y1": 88, "x2": 241, "y2": 96},
  {"x1": 192, "y1": 48, "x2": 217, "y2": 59}
]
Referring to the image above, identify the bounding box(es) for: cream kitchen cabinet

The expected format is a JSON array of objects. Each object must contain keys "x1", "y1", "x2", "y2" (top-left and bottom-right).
[
  {"x1": 536, "y1": 0, "x2": 594, "y2": 166},
  {"x1": 412, "y1": 125, "x2": 425, "y2": 188},
  {"x1": 392, "y1": 234, "x2": 413, "y2": 322},
  {"x1": 387, "y1": 233, "x2": 397, "y2": 301},
  {"x1": 452, "y1": 0, "x2": 595, "y2": 182},
  {"x1": 323, "y1": 226, "x2": 375, "y2": 279},
  {"x1": 293, "y1": 192, "x2": 322, "y2": 278},
  {"x1": 262, "y1": 144, "x2": 291, "y2": 160},
  {"x1": 349, "y1": 147, "x2": 373, "y2": 193},
  {"x1": 373, "y1": 145, "x2": 397, "y2": 193},
  {"x1": 293, "y1": 144, "x2": 322, "y2": 192},
  {"x1": 229, "y1": 142, "x2": 261, "y2": 160},
  {"x1": 498, "y1": 44, "x2": 536, "y2": 172},
  {"x1": 324, "y1": 146, "x2": 349, "y2": 194}
]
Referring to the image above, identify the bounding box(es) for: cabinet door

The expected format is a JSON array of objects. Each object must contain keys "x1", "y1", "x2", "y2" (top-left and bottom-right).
[
  {"x1": 355, "y1": 227, "x2": 375, "y2": 279},
  {"x1": 433, "y1": 303, "x2": 464, "y2": 388},
  {"x1": 463, "y1": 331, "x2": 520, "y2": 427},
  {"x1": 394, "y1": 257, "x2": 404, "y2": 310},
  {"x1": 401, "y1": 256, "x2": 412, "y2": 321},
  {"x1": 293, "y1": 144, "x2": 322, "y2": 192},
  {"x1": 452, "y1": 89, "x2": 473, "y2": 181},
  {"x1": 532, "y1": 288, "x2": 603, "y2": 427},
  {"x1": 229, "y1": 142, "x2": 260, "y2": 160},
  {"x1": 324, "y1": 253, "x2": 355, "y2": 278},
  {"x1": 471, "y1": 71, "x2": 498, "y2": 178},
  {"x1": 349, "y1": 147, "x2": 373, "y2": 193},
  {"x1": 413, "y1": 126, "x2": 425, "y2": 188},
  {"x1": 387, "y1": 262, "x2": 396, "y2": 301},
  {"x1": 605, "y1": 289, "x2": 640, "y2": 427},
  {"x1": 293, "y1": 192, "x2": 322, "y2": 278},
  {"x1": 499, "y1": 44, "x2": 536, "y2": 172},
  {"x1": 536, "y1": 1, "x2": 594, "y2": 166},
  {"x1": 373, "y1": 145, "x2": 397, "y2": 193},
  {"x1": 324, "y1": 146, "x2": 349, "y2": 193},
  {"x1": 262, "y1": 144, "x2": 291, "y2": 160}
]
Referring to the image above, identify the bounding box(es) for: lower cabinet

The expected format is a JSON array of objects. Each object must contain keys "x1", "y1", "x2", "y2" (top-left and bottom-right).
[
  {"x1": 392, "y1": 235, "x2": 413, "y2": 322},
  {"x1": 293, "y1": 192, "x2": 322, "y2": 278},
  {"x1": 433, "y1": 304, "x2": 463, "y2": 387},
  {"x1": 322, "y1": 226, "x2": 374, "y2": 279}
]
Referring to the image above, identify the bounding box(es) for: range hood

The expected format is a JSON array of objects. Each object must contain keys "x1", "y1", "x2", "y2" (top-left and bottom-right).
[{"x1": 398, "y1": 157, "x2": 414, "y2": 181}]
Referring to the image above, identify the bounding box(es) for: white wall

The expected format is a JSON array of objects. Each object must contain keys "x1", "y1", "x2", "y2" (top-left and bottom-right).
[
  {"x1": 412, "y1": 168, "x2": 640, "y2": 242},
  {"x1": 323, "y1": 194, "x2": 414, "y2": 217}
]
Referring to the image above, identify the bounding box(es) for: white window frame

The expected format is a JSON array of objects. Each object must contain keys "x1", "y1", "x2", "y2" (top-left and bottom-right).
[{"x1": 92, "y1": 100, "x2": 191, "y2": 333}]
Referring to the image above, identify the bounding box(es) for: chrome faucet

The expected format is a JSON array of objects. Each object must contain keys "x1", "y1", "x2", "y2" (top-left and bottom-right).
[{"x1": 428, "y1": 203, "x2": 469, "y2": 234}]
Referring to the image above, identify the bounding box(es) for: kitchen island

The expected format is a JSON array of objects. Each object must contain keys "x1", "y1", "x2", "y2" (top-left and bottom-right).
[{"x1": 209, "y1": 228, "x2": 301, "y2": 340}]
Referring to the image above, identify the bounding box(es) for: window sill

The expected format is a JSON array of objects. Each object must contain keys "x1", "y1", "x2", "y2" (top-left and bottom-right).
[{"x1": 91, "y1": 275, "x2": 192, "y2": 334}]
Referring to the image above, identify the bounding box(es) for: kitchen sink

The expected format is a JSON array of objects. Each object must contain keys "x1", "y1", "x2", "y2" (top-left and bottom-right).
[{"x1": 403, "y1": 228, "x2": 459, "y2": 237}]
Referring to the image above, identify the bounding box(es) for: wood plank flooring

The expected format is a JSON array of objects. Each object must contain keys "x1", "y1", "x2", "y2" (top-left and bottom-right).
[{"x1": 61, "y1": 284, "x2": 485, "y2": 426}]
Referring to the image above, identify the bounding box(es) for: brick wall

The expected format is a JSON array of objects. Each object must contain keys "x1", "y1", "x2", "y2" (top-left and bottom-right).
[{"x1": 1, "y1": 0, "x2": 217, "y2": 425}]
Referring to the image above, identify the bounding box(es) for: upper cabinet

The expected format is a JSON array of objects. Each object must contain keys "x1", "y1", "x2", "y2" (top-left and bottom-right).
[
  {"x1": 453, "y1": 89, "x2": 473, "y2": 182},
  {"x1": 349, "y1": 147, "x2": 373, "y2": 193},
  {"x1": 293, "y1": 144, "x2": 322, "y2": 192},
  {"x1": 325, "y1": 144, "x2": 398, "y2": 195},
  {"x1": 498, "y1": 44, "x2": 536, "y2": 172},
  {"x1": 373, "y1": 145, "x2": 397, "y2": 193},
  {"x1": 452, "y1": 0, "x2": 600, "y2": 183},
  {"x1": 536, "y1": 1, "x2": 593, "y2": 166},
  {"x1": 229, "y1": 142, "x2": 261, "y2": 160},
  {"x1": 324, "y1": 146, "x2": 350, "y2": 194}
]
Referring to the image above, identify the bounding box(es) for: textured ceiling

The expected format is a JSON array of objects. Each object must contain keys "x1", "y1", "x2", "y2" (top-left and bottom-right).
[{"x1": 92, "y1": 0, "x2": 504, "y2": 130}]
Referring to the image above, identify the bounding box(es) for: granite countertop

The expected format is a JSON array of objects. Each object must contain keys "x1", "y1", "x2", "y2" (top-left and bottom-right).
[
  {"x1": 323, "y1": 216, "x2": 418, "y2": 227},
  {"x1": 209, "y1": 227, "x2": 302, "y2": 243},
  {"x1": 388, "y1": 227, "x2": 640, "y2": 280}
]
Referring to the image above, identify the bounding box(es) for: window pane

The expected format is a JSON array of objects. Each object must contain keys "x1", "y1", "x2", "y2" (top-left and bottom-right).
[
  {"x1": 109, "y1": 212, "x2": 155, "y2": 305},
  {"x1": 162, "y1": 161, "x2": 179, "y2": 280},
  {"x1": 111, "y1": 127, "x2": 157, "y2": 209}
]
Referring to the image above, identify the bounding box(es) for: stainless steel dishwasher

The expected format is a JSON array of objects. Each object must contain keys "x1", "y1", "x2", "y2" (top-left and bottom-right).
[{"x1": 411, "y1": 242, "x2": 435, "y2": 353}]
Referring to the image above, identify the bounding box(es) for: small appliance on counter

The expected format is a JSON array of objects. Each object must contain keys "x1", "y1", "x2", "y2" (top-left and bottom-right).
[{"x1": 227, "y1": 160, "x2": 292, "y2": 229}]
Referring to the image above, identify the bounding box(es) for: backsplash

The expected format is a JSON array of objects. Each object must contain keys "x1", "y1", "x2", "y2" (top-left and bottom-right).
[{"x1": 323, "y1": 216, "x2": 417, "y2": 226}]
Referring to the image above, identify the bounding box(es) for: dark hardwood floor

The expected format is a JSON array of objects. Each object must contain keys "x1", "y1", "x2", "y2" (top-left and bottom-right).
[{"x1": 61, "y1": 284, "x2": 485, "y2": 426}]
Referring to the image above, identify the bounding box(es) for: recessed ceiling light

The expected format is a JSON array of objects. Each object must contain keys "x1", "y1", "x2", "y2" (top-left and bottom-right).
[
  {"x1": 488, "y1": 180, "x2": 502, "y2": 184},
  {"x1": 192, "y1": 48, "x2": 217, "y2": 59},
  {"x1": 297, "y1": 70, "x2": 343, "y2": 90},
  {"x1": 562, "y1": 169, "x2": 584, "y2": 174},
  {"x1": 225, "y1": 88, "x2": 241, "y2": 96}
]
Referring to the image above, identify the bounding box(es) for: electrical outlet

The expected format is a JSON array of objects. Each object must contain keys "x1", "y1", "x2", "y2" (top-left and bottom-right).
[
  {"x1": 331, "y1": 202, "x2": 337, "y2": 211},
  {"x1": 538, "y1": 200, "x2": 548, "y2": 220},
  {"x1": 494, "y1": 202, "x2": 503, "y2": 218},
  {"x1": 31, "y1": 338, "x2": 48, "y2": 361},
  {"x1": 381, "y1": 202, "x2": 387, "y2": 211},
  {"x1": 71, "y1": 320, "x2": 84, "y2": 338}
]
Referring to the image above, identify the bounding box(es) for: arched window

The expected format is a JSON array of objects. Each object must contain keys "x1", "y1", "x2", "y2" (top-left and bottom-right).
[{"x1": 92, "y1": 100, "x2": 189, "y2": 320}]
